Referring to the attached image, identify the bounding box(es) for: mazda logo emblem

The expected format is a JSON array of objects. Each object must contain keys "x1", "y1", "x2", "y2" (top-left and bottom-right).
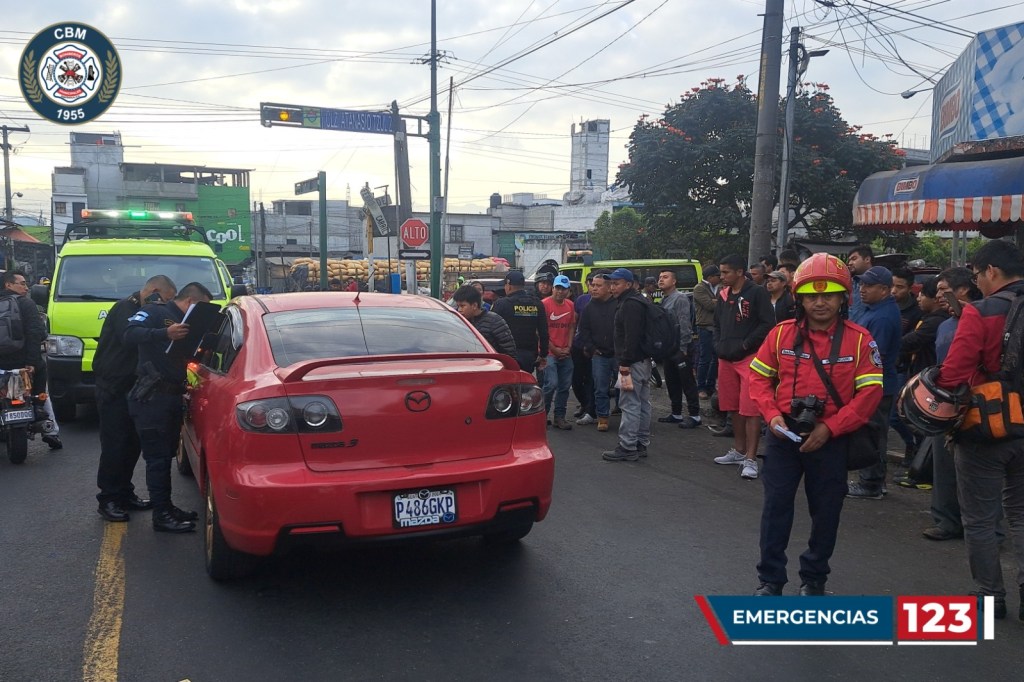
[{"x1": 405, "y1": 391, "x2": 431, "y2": 412}]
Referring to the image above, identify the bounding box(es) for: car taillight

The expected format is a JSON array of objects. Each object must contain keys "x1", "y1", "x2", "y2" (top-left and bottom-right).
[
  {"x1": 236, "y1": 395, "x2": 343, "y2": 433},
  {"x1": 486, "y1": 384, "x2": 545, "y2": 419}
]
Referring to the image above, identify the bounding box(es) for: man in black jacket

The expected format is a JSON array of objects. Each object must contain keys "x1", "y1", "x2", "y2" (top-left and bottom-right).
[
  {"x1": 491, "y1": 271, "x2": 549, "y2": 373},
  {"x1": 0, "y1": 271, "x2": 45, "y2": 375},
  {"x1": 578, "y1": 273, "x2": 619, "y2": 432},
  {"x1": 602, "y1": 268, "x2": 652, "y2": 462},
  {"x1": 94, "y1": 275, "x2": 177, "y2": 522},
  {"x1": 452, "y1": 284, "x2": 517, "y2": 358},
  {"x1": 711, "y1": 254, "x2": 775, "y2": 480}
]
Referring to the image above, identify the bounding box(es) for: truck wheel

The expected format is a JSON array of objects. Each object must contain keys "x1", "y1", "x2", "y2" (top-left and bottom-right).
[
  {"x1": 6, "y1": 426, "x2": 28, "y2": 464},
  {"x1": 52, "y1": 398, "x2": 76, "y2": 422},
  {"x1": 205, "y1": 475, "x2": 256, "y2": 581}
]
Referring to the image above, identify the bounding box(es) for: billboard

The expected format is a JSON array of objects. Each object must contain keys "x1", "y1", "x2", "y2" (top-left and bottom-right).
[{"x1": 930, "y1": 21, "x2": 1024, "y2": 162}]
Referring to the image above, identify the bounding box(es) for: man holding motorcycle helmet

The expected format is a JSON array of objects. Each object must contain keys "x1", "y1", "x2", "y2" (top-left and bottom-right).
[{"x1": 747, "y1": 253, "x2": 884, "y2": 596}]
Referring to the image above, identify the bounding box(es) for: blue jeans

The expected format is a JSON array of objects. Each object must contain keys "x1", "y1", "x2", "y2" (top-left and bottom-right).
[
  {"x1": 543, "y1": 354, "x2": 574, "y2": 419},
  {"x1": 696, "y1": 327, "x2": 718, "y2": 394},
  {"x1": 591, "y1": 355, "x2": 618, "y2": 418}
]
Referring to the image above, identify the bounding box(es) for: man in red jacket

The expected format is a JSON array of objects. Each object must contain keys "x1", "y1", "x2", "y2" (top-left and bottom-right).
[{"x1": 936, "y1": 240, "x2": 1024, "y2": 620}]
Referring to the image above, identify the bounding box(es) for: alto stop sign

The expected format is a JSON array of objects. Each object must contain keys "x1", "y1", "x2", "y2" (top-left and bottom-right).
[{"x1": 400, "y1": 218, "x2": 429, "y2": 248}]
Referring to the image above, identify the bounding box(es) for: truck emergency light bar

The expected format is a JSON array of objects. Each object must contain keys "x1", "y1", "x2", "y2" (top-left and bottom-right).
[{"x1": 80, "y1": 209, "x2": 195, "y2": 223}]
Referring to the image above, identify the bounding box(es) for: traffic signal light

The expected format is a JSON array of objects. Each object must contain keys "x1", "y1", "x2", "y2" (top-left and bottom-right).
[{"x1": 260, "y1": 103, "x2": 304, "y2": 128}]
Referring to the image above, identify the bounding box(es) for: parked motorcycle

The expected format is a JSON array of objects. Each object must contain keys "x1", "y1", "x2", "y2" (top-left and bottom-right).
[{"x1": 1, "y1": 369, "x2": 50, "y2": 464}]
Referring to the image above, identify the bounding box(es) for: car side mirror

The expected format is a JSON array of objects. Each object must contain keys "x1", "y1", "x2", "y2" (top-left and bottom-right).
[
  {"x1": 30, "y1": 284, "x2": 49, "y2": 310},
  {"x1": 230, "y1": 284, "x2": 248, "y2": 299},
  {"x1": 193, "y1": 332, "x2": 221, "y2": 368}
]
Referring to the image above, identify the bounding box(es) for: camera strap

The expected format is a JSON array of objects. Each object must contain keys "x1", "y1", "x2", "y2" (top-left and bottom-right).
[{"x1": 791, "y1": 321, "x2": 847, "y2": 409}]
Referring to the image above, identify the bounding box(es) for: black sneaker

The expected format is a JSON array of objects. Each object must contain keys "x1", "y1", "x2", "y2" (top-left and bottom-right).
[
  {"x1": 637, "y1": 442, "x2": 648, "y2": 459},
  {"x1": 754, "y1": 582, "x2": 783, "y2": 596},
  {"x1": 169, "y1": 505, "x2": 199, "y2": 522},
  {"x1": 657, "y1": 415, "x2": 683, "y2": 423},
  {"x1": 677, "y1": 416, "x2": 702, "y2": 429},
  {"x1": 42, "y1": 435, "x2": 63, "y2": 450}
]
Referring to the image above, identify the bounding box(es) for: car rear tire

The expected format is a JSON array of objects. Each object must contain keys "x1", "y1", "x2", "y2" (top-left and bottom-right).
[
  {"x1": 205, "y1": 475, "x2": 256, "y2": 581},
  {"x1": 176, "y1": 437, "x2": 193, "y2": 477},
  {"x1": 482, "y1": 521, "x2": 533, "y2": 545},
  {"x1": 6, "y1": 426, "x2": 28, "y2": 464}
]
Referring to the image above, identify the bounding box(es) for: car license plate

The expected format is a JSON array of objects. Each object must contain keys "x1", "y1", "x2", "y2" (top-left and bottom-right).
[
  {"x1": 1, "y1": 409, "x2": 34, "y2": 425},
  {"x1": 393, "y1": 489, "x2": 457, "y2": 529}
]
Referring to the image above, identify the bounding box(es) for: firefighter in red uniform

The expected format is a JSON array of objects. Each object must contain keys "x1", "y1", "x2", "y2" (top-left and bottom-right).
[{"x1": 748, "y1": 253, "x2": 884, "y2": 596}]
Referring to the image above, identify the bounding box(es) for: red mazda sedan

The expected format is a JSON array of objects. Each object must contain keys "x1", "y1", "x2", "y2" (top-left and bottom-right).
[{"x1": 179, "y1": 292, "x2": 554, "y2": 580}]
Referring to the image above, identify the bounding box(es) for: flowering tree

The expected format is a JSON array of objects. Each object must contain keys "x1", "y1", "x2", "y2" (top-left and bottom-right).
[{"x1": 614, "y1": 77, "x2": 905, "y2": 260}]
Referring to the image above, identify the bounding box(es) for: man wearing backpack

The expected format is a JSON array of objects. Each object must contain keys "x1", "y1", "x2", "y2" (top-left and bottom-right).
[
  {"x1": 934, "y1": 240, "x2": 1024, "y2": 621},
  {"x1": 0, "y1": 271, "x2": 46, "y2": 397},
  {"x1": 602, "y1": 268, "x2": 653, "y2": 462}
]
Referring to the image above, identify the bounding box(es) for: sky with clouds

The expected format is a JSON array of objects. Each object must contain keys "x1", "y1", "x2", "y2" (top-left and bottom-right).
[{"x1": 2, "y1": 0, "x2": 1022, "y2": 221}]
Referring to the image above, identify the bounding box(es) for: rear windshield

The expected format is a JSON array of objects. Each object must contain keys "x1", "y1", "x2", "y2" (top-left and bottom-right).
[
  {"x1": 55, "y1": 255, "x2": 225, "y2": 301},
  {"x1": 263, "y1": 307, "x2": 487, "y2": 366}
]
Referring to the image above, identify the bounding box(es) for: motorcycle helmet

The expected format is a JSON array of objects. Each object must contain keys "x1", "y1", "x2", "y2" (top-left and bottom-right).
[
  {"x1": 897, "y1": 366, "x2": 969, "y2": 435},
  {"x1": 792, "y1": 253, "x2": 852, "y2": 298}
]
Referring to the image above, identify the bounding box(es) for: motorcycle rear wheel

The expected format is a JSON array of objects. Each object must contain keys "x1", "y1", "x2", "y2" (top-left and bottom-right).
[{"x1": 7, "y1": 426, "x2": 28, "y2": 464}]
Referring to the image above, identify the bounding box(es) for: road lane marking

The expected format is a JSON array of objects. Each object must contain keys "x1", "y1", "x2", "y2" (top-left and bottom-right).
[{"x1": 82, "y1": 523, "x2": 126, "y2": 682}]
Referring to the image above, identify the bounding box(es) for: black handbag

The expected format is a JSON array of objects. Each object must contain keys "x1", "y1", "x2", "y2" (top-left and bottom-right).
[{"x1": 800, "y1": 323, "x2": 883, "y2": 471}]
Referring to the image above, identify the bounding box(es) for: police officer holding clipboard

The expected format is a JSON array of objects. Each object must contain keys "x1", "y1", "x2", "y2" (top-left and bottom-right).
[
  {"x1": 124, "y1": 282, "x2": 216, "y2": 533},
  {"x1": 747, "y1": 253, "x2": 883, "y2": 596}
]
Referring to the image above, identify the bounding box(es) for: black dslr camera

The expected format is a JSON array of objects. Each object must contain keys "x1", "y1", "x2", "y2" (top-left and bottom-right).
[{"x1": 790, "y1": 395, "x2": 826, "y2": 434}]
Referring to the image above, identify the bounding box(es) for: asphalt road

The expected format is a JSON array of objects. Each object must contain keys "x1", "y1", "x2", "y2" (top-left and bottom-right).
[{"x1": 1, "y1": 395, "x2": 1021, "y2": 682}]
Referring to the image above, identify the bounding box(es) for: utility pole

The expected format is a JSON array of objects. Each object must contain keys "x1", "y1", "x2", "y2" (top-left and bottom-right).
[
  {"x1": 777, "y1": 27, "x2": 800, "y2": 253},
  {"x1": 2, "y1": 124, "x2": 30, "y2": 222},
  {"x1": 428, "y1": 0, "x2": 443, "y2": 298},
  {"x1": 778, "y1": 28, "x2": 828, "y2": 252},
  {"x1": 748, "y1": 0, "x2": 785, "y2": 266}
]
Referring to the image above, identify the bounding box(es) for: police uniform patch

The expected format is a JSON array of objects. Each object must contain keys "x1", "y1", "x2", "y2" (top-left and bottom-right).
[
  {"x1": 19, "y1": 22, "x2": 121, "y2": 125},
  {"x1": 868, "y1": 340, "x2": 882, "y2": 368},
  {"x1": 128, "y1": 311, "x2": 148, "y2": 323}
]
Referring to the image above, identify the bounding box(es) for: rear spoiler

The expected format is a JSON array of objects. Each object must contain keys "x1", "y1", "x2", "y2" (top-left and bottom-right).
[{"x1": 277, "y1": 352, "x2": 522, "y2": 383}]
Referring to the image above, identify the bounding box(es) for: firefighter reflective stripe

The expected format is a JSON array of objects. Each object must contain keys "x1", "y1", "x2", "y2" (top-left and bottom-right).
[
  {"x1": 750, "y1": 356, "x2": 777, "y2": 378},
  {"x1": 855, "y1": 373, "x2": 884, "y2": 389}
]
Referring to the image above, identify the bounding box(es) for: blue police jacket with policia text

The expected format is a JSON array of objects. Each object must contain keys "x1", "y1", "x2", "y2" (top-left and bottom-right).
[{"x1": 124, "y1": 301, "x2": 187, "y2": 385}]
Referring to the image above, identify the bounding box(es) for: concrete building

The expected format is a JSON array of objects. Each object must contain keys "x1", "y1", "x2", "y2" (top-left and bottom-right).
[{"x1": 50, "y1": 132, "x2": 252, "y2": 266}]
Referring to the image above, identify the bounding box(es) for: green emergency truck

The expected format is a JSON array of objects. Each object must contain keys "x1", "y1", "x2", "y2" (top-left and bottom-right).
[{"x1": 43, "y1": 209, "x2": 244, "y2": 420}]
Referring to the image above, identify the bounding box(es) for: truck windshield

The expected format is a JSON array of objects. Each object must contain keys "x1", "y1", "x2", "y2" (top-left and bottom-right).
[{"x1": 54, "y1": 255, "x2": 225, "y2": 301}]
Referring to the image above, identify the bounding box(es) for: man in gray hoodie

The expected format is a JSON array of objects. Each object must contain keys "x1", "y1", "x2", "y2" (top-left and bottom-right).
[{"x1": 656, "y1": 268, "x2": 701, "y2": 429}]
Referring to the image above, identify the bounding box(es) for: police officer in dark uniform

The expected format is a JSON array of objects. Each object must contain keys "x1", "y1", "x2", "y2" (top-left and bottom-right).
[
  {"x1": 124, "y1": 282, "x2": 213, "y2": 533},
  {"x1": 94, "y1": 275, "x2": 177, "y2": 522},
  {"x1": 491, "y1": 271, "x2": 549, "y2": 373}
]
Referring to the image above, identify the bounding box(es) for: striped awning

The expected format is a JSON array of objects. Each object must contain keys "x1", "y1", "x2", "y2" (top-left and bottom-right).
[{"x1": 853, "y1": 156, "x2": 1024, "y2": 233}]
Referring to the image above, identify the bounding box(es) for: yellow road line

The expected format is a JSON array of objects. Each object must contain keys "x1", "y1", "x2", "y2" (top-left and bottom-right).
[{"x1": 82, "y1": 523, "x2": 126, "y2": 682}]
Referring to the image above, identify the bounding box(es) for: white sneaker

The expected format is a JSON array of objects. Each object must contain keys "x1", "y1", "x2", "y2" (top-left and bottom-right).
[
  {"x1": 740, "y1": 458, "x2": 759, "y2": 479},
  {"x1": 714, "y1": 449, "x2": 746, "y2": 465},
  {"x1": 576, "y1": 414, "x2": 596, "y2": 425}
]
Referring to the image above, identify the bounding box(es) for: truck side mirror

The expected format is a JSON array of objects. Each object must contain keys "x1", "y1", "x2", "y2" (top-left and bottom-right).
[{"x1": 230, "y1": 284, "x2": 248, "y2": 299}]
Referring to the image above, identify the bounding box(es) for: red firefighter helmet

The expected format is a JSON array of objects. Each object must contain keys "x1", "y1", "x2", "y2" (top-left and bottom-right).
[
  {"x1": 792, "y1": 253, "x2": 853, "y2": 296},
  {"x1": 897, "y1": 366, "x2": 969, "y2": 435}
]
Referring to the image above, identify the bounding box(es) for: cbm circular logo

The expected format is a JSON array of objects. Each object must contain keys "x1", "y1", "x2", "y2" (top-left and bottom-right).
[{"x1": 19, "y1": 23, "x2": 121, "y2": 125}]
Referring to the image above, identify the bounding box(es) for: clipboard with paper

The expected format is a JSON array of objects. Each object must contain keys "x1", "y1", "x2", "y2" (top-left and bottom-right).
[{"x1": 165, "y1": 301, "x2": 225, "y2": 358}]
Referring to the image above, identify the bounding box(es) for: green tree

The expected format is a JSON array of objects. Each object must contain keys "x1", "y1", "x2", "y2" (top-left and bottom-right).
[
  {"x1": 590, "y1": 208, "x2": 652, "y2": 259},
  {"x1": 616, "y1": 77, "x2": 905, "y2": 261}
]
